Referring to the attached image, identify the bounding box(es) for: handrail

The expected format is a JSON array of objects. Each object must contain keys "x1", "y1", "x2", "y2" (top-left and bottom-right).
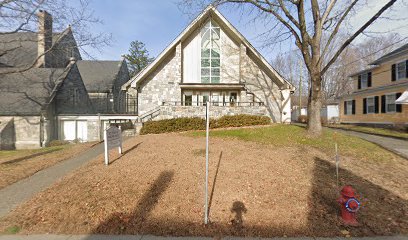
[
  {"x1": 162, "y1": 101, "x2": 264, "y2": 107},
  {"x1": 138, "y1": 106, "x2": 161, "y2": 122}
]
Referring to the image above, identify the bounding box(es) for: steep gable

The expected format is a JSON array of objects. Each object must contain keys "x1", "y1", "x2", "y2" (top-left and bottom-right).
[{"x1": 122, "y1": 5, "x2": 293, "y2": 91}]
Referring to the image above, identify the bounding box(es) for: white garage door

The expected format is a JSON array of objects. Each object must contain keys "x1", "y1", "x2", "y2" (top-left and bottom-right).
[
  {"x1": 76, "y1": 121, "x2": 88, "y2": 142},
  {"x1": 61, "y1": 120, "x2": 88, "y2": 142},
  {"x1": 62, "y1": 121, "x2": 76, "y2": 141}
]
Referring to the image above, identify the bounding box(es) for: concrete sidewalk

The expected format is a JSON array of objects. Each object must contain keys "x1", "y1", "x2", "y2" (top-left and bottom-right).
[
  {"x1": 0, "y1": 142, "x2": 105, "y2": 218},
  {"x1": 0, "y1": 235, "x2": 407, "y2": 240},
  {"x1": 329, "y1": 128, "x2": 408, "y2": 159}
]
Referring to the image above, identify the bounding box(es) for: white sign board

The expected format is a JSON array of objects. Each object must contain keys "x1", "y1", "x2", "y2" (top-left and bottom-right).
[{"x1": 104, "y1": 126, "x2": 122, "y2": 165}]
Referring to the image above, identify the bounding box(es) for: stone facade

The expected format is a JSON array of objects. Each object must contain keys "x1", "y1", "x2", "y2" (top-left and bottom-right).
[
  {"x1": 158, "y1": 105, "x2": 269, "y2": 120},
  {"x1": 137, "y1": 43, "x2": 182, "y2": 116},
  {"x1": 0, "y1": 116, "x2": 42, "y2": 149},
  {"x1": 55, "y1": 63, "x2": 93, "y2": 115},
  {"x1": 0, "y1": 117, "x2": 15, "y2": 150}
]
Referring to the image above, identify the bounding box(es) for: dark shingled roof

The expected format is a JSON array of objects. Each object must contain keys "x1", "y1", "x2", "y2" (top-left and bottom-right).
[
  {"x1": 0, "y1": 67, "x2": 68, "y2": 115},
  {"x1": 0, "y1": 32, "x2": 67, "y2": 68},
  {"x1": 76, "y1": 60, "x2": 122, "y2": 93},
  {"x1": 370, "y1": 43, "x2": 408, "y2": 65}
]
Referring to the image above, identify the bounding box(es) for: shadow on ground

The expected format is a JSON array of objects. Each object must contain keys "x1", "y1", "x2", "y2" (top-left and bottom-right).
[
  {"x1": 87, "y1": 155, "x2": 408, "y2": 237},
  {"x1": 1, "y1": 148, "x2": 62, "y2": 165}
]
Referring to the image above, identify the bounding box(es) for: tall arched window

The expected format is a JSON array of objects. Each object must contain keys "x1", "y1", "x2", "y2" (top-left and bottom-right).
[{"x1": 201, "y1": 20, "x2": 220, "y2": 83}]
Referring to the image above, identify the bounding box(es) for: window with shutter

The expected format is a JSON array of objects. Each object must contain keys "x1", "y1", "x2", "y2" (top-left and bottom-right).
[
  {"x1": 366, "y1": 97, "x2": 375, "y2": 114},
  {"x1": 344, "y1": 100, "x2": 353, "y2": 115},
  {"x1": 397, "y1": 61, "x2": 407, "y2": 80},
  {"x1": 385, "y1": 94, "x2": 396, "y2": 112},
  {"x1": 381, "y1": 95, "x2": 386, "y2": 113}
]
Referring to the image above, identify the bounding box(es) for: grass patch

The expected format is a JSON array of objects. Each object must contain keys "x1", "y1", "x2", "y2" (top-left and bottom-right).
[
  {"x1": 329, "y1": 124, "x2": 408, "y2": 140},
  {"x1": 4, "y1": 225, "x2": 21, "y2": 234},
  {"x1": 189, "y1": 125, "x2": 397, "y2": 162}
]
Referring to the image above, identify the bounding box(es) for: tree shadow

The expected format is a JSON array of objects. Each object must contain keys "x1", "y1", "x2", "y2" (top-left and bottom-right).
[
  {"x1": 208, "y1": 151, "x2": 222, "y2": 219},
  {"x1": 1, "y1": 148, "x2": 61, "y2": 165},
  {"x1": 86, "y1": 155, "x2": 408, "y2": 237},
  {"x1": 91, "y1": 170, "x2": 174, "y2": 235}
]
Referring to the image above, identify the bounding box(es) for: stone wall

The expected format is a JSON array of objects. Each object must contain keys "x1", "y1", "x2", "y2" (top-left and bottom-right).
[
  {"x1": 138, "y1": 43, "x2": 182, "y2": 116},
  {"x1": 55, "y1": 63, "x2": 94, "y2": 114},
  {"x1": 0, "y1": 117, "x2": 15, "y2": 150},
  {"x1": 157, "y1": 105, "x2": 269, "y2": 120},
  {"x1": 0, "y1": 116, "x2": 42, "y2": 149},
  {"x1": 113, "y1": 61, "x2": 130, "y2": 113}
]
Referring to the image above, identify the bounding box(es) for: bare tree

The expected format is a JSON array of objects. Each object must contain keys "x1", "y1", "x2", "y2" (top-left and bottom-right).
[
  {"x1": 0, "y1": 0, "x2": 111, "y2": 74},
  {"x1": 181, "y1": 0, "x2": 401, "y2": 136}
]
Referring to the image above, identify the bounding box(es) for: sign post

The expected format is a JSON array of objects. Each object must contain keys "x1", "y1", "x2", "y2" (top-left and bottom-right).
[
  {"x1": 204, "y1": 101, "x2": 210, "y2": 225},
  {"x1": 104, "y1": 125, "x2": 122, "y2": 165}
]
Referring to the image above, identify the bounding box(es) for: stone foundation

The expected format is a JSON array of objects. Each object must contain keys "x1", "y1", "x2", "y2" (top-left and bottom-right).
[{"x1": 157, "y1": 105, "x2": 269, "y2": 120}]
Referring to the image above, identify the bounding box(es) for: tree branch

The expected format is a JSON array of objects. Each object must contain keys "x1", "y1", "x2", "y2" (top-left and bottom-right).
[{"x1": 322, "y1": 0, "x2": 398, "y2": 74}]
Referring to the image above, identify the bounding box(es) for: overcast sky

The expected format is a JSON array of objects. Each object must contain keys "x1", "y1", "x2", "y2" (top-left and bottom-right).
[{"x1": 81, "y1": 0, "x2": 408, "y2": 62}]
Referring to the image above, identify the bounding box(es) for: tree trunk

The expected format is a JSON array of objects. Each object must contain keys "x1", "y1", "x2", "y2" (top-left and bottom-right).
[{"x1": 307, "y1": 73, "x2": 323, "y2": 136}]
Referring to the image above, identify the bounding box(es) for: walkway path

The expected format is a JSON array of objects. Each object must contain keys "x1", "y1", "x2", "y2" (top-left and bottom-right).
[
  {"x1": 330, "y1": 128, "x2": 408, "y2": 159},
  {"x1": 0, "y1": 142, "x2": 105, "y2": 218},
  {"x1": 0, "y1": 235, "x2": 407, "y2": 240}
]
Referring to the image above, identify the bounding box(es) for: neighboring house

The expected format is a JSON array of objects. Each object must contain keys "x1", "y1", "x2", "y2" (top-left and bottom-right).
[
  {"x1": 122, "y1": 5, "x2": 294, "y2": 123},
  {"x1": 291, "y1": 97, "x2": 339, "y2": 123},
  {"x1": 0, "y1": 10, "x2": 132, "y2": 149},
  {"x1": 339, "y1": 43, "x2": 408, "y2": 128}
]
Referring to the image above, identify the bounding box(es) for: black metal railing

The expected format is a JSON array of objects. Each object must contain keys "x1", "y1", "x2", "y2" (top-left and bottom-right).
[{"x1": 162, "y1": 101, "x2": 264, "y2": 107}]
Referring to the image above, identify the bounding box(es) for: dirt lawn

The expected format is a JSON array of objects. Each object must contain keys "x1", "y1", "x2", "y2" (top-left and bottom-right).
[
  {"x1": 0, "y1": 133, "x2": 407, "y2": 237},
  {"x1": 0, "y1": 142, "x2": 96, "y2": 189}
]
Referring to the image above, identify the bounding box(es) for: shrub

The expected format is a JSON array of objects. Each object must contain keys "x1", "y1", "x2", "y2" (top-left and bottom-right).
[
  {"x1": 48, "y1": 140, "x2": 70, "y2": 147},
  {"x1": 298, "y1": 115, "x2": 308, "y2": 123},
  {"x1": 140, "y1": 114, "x2": 271, "y2": 135}
]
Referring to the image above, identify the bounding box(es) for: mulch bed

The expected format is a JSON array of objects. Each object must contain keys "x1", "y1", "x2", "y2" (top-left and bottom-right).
[{"x1": 0, "y1": 134, "x2": 407, "y2": 237}]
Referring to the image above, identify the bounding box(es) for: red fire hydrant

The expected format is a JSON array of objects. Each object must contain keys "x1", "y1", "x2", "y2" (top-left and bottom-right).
[{"x1": 337, "y1": 185, "x2": 360, "y2": 226}]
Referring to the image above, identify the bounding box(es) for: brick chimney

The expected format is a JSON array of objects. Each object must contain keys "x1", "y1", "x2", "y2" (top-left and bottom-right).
[{"x1": 37, "y1": 10, "x2": 53, "y2": 68}]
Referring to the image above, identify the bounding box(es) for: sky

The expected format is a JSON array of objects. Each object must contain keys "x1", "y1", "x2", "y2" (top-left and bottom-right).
[{"x1": 81, "y1": 0, "x2": 408, "y2": 62}]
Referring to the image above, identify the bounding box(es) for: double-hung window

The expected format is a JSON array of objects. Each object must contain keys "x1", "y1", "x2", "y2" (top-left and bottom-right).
[
  {"x1": 201, "y1": 20, "x2": 221, "y2": 84},
  {"x1": 366, "y1": 97, "x2": 375, "y2": 114},
  {"x1": 360, "y1": 73, "x2": 368, "y2": 89},
  {"x1": 397, "y1": 61, "x2": 407, "y2": 80},
  {"x1": 344, "y1": 100, "x2": 354, "y2": 115},
  {"x1": 385, "y1": 94, "x2": 396, "y2": 112}
]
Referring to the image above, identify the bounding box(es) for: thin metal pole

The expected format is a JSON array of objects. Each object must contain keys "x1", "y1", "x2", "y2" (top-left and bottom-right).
[
  {"x1": 205, "y1": 101, "x2": 210, "y2": 225},
  {"x1": 335, "y1": 143, "x2": 339, "y2": 187}
]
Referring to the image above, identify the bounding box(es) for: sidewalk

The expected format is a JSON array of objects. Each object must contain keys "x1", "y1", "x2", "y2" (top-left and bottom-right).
[
  {"x1": 330, "y1": 128, "x2": 408, "y2": 159},
  {"x1": 0, "y1": 235, "x2": 407, "y2": 240},
  {"x1": 0, "y1": 142, "x2": 105, "y2": 218}
]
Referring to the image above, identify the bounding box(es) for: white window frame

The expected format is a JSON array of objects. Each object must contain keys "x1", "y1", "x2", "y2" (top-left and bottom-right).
[
  {"x1": 366, "y1": 96, "x2": 375, "y2": 114},
  {"x1": 396, "y1": 61, "x2": 406, "y2": 80},
  {"x1": 385, "y1": 93, "x2": 396, "y2": 113},
  {"x1": 345, "y1": 100, "x2": 353, "y2": 115},
  {"x1": 200, "y1": 20, "x2": 221, "y2": 84},
  {"x1": 360, "y1": 73, "x2": 368, "y2": 89}
]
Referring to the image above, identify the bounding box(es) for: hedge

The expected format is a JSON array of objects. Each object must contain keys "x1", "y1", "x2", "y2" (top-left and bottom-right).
[{"x1": 140, "y1": 114, "x2": 271, "y2": 135}]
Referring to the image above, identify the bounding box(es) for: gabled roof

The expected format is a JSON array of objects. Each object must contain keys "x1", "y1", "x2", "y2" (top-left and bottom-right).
[
  {"x1": 122, "y1": 5, "x2": 293, "y2": 90},
  {"x1": 77, "y1": 60, "x2": 124, "y2": 93},
  {"x1": 0, "y1": 64, "x2": 72, "y2": 115},
  {"x1": 370, "y1": 43, "x2": 408, "y2": 65},
  {"x1": 0, "y1": 28, "x2": 80, "y2": 68}
]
